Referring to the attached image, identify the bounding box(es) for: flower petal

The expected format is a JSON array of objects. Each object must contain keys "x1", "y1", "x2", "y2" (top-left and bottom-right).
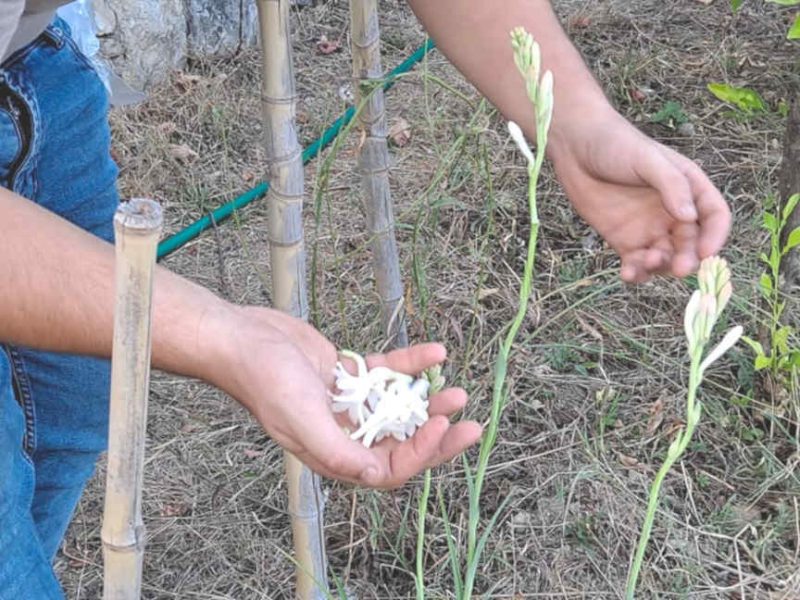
[
  {"x1": 507, "y1": 121, "x2": 535, "y2": 165},
  {"x1": 684, "y1": 290, "x2": 702, "y2": 349},
  {"x1": 699, "y1": 326, "x2": 743, "y2": 375}
]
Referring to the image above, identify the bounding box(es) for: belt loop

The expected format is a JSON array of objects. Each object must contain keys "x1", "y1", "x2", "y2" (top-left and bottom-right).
[{"x1": 41, "y1": 22, "x2": 66, "y2": 49}]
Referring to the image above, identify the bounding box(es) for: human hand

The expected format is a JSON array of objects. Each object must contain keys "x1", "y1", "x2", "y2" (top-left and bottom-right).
[
  {"x1": 548, "y1": 108, "x2": 731, "y2": 283},
  {"x1": 202, "y1": 305, "x2": 482, "y2": 489}
]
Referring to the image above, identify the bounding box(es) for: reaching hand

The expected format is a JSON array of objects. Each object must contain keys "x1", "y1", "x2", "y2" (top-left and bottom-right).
[
  {"x1": 205, "y1": 306, "x2": 482, "y2": 489},
  {"x1": 550, "y1": 109, "x2": 731, "y2": 283}
]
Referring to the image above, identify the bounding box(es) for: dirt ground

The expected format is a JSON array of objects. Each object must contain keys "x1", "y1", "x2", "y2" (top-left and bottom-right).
[{"x1": 58, "y1": 0, "x2": 800, "y2": 598}]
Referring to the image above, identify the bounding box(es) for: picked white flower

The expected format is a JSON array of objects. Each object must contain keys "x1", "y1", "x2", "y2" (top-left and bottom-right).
[{"x1": 329, "y1": 350, "x2": 435, "y2": 448}]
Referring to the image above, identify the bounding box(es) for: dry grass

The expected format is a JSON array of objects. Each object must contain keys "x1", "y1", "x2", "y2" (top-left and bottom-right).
[{"x1": 58, "y1": 0, "x2": 800, "y2": 598}]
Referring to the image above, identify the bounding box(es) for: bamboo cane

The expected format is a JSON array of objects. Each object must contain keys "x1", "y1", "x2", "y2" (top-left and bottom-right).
[
  {"x1": 256, "y1": 1, "x2": 329, "y2": 597},
  {"x1": 350, "y1": 0, "x2": 408, "y2": 348},
  {"x1": 101, "y1": 198, "x2": 163, "y2": 600}
]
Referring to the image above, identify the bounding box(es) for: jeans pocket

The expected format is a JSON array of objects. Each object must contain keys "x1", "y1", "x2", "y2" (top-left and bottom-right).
[{"x1": 0, "y1": 81, "x2": 32, "y2": 190}]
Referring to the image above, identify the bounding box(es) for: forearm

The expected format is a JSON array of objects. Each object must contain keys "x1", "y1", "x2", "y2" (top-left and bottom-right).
[
  {"x1": 0, "y1": 187, "x2": 228, "y2": 382},
  {"x1": 406, "y1": 0, "x2": 613, "y2": 157}
]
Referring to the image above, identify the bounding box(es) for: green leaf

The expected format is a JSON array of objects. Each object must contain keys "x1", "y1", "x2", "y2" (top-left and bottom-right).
[
  {"x1": 782, "y1": 193, "x2": 800, "y2": 222},
  {"x1": 763, "y1": 211, "x2": 779, "y2": 233},
  {"x1": 759, "y1": 272, "x2": 774, "y2": 297},
  {"x1": 760, "y1": 251, "x2": 771, "y2": 265},
  {"x1": 707, "y1": 82, "x2": 767, "y2": 112},
  {"x1": 783, "y1": 226, "x2": 800, "y2": 254},
  {"x1": 791, "y1": 351, "x2": 800, "y2": 366},
  {"x1": 789, "y1": 14, "x2": 800, "y2": 39},
  {"x1": 741, "y1": 335, "x2": 765, "y2": 356},
  {"x1": 755, "y1": 355, "x2": 773, "y2": 370},
  {"x1": 651, "y1": 101, "x2": 689, "y2": 127},
  {"x1": 731, "y1": 0, "x2": 745, "y2": 11},
  {"x1": 767, "y1": 0, "x2": 800, "y2": 5},
  {"x1": 775, "y1": 325, "x2": 793, "y2": 354}
]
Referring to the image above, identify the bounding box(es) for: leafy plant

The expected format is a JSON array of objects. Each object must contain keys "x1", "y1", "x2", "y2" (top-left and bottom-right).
[
  {"x1": 742, "y1": 193, "x2": 800, "y2": 379},
  {"x1": 625, "y1": 257, "x2": 743, "y2": 599},
  {"x1": 650, "y1": 100, "x2": 689, "y2": 128}
]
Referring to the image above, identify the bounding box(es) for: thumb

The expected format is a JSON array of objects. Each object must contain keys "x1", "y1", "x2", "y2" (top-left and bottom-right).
[{"x1": 635, "y1": 145, "x2": 698, "y2": 223}]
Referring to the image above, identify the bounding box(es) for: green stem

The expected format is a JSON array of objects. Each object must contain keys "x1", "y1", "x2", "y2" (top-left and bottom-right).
[
  {"x1": 625, "y1": 350, "x2": 702, "y2": 599},
  {"x1": 415, "y1": 469, "x2": 432, "y2": 600},
  {"x1": 463, "y1": 142, "x2": 544, "y2": 597}
]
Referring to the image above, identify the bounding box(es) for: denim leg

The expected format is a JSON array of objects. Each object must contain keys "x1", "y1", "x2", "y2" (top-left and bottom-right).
[
  {"x1": 2, "y1": 19, "x2": 119, "y2": 564},
  {"x1": 0, "y1": 352, "x2": 64, "y2": 600}
]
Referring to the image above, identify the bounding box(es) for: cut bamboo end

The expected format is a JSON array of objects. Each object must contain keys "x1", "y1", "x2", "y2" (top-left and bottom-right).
[
  {"x1": 114, "y1": 198, "x2": 164, "y2": 236},
  {"x1": 102, "y1": 197, "x2": 162, "y2": 600}
]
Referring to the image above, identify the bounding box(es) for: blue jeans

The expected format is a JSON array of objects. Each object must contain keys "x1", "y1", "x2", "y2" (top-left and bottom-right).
[{"x1": 0, "y1": 19, "x2": 119, "y2": 599}]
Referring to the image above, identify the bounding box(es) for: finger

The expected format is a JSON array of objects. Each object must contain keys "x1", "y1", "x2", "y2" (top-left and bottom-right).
[
  {"x1": 290, "y1": 388, "x2": 384, "y2": 483},
  {"x1": 365, "y1": 342, "x2": 447, "y2": 375},
  {"x1": 670, "y1": 221, "x2": 700, "y2": 278},
  {"x1": 427, "y1": 387, "x2": 468, "y2": 417},
  {"x1": 377, "y1": 416, "x2": 481, "y2": 488},
  {"x1": 620, "y1": 250, "x2": 652, "y2": 284},
  {"x1": 429, "y1": 421, "x2": 483, "y2": 468},
  {"x1": 643, "y1": 245, "x2": 672, "y2": 274},
  {"x1": 634, "y1": 146, "x2": 697, "y2": 222},
  {"x1": 679, "y1": 159, "x2": 731, "y2": 258},
  {"x1": 366, "y1": 415, "x2": 451, "y2": 488}
]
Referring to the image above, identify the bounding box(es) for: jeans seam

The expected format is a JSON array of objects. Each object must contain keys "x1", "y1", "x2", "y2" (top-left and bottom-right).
[
  {"x1": 5, "y1": 347, "x2": 37, "y2": 458},
  {"x1": 0, "y1": 83, "x2": 34, "y2": 192},
  {"x1": 58, "y1": 33, "x2": 97, "y2": 76}
]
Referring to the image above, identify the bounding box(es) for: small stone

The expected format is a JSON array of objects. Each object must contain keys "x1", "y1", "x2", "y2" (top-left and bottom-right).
[{"x1": 677, "y1": 122, "x2": 696, "y2": 137}]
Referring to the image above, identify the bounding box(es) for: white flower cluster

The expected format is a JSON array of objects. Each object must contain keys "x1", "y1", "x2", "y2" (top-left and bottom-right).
[{"x1": 330, "y1": 350, "x2": 432, "y2": 448}]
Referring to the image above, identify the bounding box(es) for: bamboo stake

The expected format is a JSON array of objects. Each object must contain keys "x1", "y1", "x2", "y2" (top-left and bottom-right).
[
  {"x1": 102, "y1": 198, "x2": 162, "y2": 600},
  {"x1": 256, "y1": 1, "x2": 328, "y2": 597},
  {"x1": 350, "y1": 0, "x2": 408, "y2": 348}
]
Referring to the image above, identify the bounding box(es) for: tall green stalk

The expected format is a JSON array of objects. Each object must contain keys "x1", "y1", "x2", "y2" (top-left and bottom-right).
[
  {"x1": 625, "y1": 257, "x2": 742, "y2": 598},
  {"x1": 461, "y1": 28, "x2": 553, "y2": 598}
]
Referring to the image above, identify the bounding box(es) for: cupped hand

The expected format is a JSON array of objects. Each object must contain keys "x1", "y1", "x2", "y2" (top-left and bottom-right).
[
  {"x1": 549, "y1": 109, "x2": 731, "y2": 283},
  {"x1": 208, "y1": 306, "x2": 482, "y2": 489}
]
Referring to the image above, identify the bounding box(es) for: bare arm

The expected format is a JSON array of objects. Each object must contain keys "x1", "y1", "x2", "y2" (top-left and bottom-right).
[
  {"x1": 405, "y1": 0, "x2": 612, "y2": 160},
  {"x1": 406, "y1": 0, "x2": 731, "y2": 282},
  {"x1": 0, "y1": 186, "x2": 481, "y2": 487},
  {"x1": 0, "y1": 186, "x2": 223, "y2": 381}
]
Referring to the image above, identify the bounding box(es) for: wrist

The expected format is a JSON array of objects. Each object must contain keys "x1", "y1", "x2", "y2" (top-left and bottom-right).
[
  {"x1": 190, "y1": 299, "x2": 248, "y2": 390},
  {"x1": 545, "y1": 97, "x2": 618, "y2": 164}
]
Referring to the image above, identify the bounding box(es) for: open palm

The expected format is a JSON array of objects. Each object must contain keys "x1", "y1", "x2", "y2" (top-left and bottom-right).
[{"x1": 218, "y1": 307, "x2": 482, "y2": 489}]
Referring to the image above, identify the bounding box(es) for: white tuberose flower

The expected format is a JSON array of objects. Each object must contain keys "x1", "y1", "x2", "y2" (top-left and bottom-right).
[
  {"x1": 329, "y1": 350, "x2": 374, "y2": 425},
  {"x1": 330, "y1": 350, "x2": 434, "y2": 448},
  {"x1": 508, "y1": 121, "x2": 535, "y2": 166}
]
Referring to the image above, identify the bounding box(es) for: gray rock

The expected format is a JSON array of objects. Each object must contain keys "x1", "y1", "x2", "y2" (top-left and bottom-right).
[
  {"x1": 185, "y1": 0, "x2": 259, "y2": 58},
  {"x1": 93, "y1": 0, "x2": 266, "y2": 91},
  {"x1": 94, "y1": 0, "x2": 187, "y2": 91}
]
